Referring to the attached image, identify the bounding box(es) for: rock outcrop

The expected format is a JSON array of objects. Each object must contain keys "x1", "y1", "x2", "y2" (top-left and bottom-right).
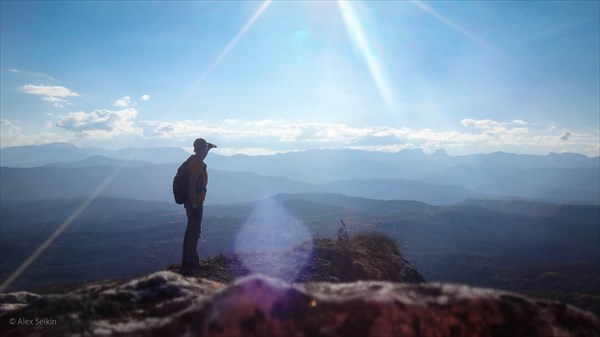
[
  {"x1": 167, "y1": 235, "x2": 425, "y2": 285},
  {"x1": 1, "y1": 272, "x2": 598, "y2": 337}
]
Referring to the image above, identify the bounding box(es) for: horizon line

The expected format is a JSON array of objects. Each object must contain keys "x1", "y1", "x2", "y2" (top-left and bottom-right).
[{"x1": 0, "y1": 141, "x2": 598, "y2": 159}]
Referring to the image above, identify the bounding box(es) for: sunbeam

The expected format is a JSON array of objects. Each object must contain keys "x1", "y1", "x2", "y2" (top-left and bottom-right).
[
  {"x1": 169, "y1": 0, "x2": 272, "y2": 116},
  {"x1": 0, "y1": 163, "x2": 128, "y2": 292},
  {"x1": 338, "y1": 1, "x2": 396, "y2": 111},
  {"x1": 0, "y1": 1, "x2": 275, "y2": 292},
  {"x1": 410, "y1": 0, "x2": 501, "y2": 53}
]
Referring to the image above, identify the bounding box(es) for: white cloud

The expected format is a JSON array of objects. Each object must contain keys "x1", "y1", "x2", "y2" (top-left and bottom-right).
[
  {"x1": 114, "y1": 96, "x2": 132, "y2": 107},
  {"x1": 43, "y1": 96, "x2": 69, "y2": 108},
  {"x1": 214, "y1": 147, "x2": 285, "y2": 156},
  {"x1": 140, "y1": 119, "x2": 400, "y2": 145},
  {"x1": 461, "y1": 118, "x2": 502, "y2": 129},
  {"x1": 139, "y1": 118, "x2": 599, "y2": 157},
  {"x1": 348, "y1": 143, "x2": 416, "y2": 153},
  {"x1": 1, "y1": 119, "x2": 23, "y2": 148},
  {"x1": 21, "y1": 84, "x2": 78, "y2": 98},
  {"x1": 113, "y1": 95, "x2": 150, "y2": 107},
  {"x1": 460, "y1": 118, "x2": 529, "y2": 143},
  {"x1": 585, "y1": 144, "x2": 600, "y2": 157},
  {"x1": 4, "y1": 115, "x2": 597, "y2": 157},
  {"x1": 57, "y1": 108, "x2": 140, "y2": 138},
  {"x1": 0, "y1": 119, "x2": 65, "y2": 148},
  {"x1": 20, "y1": 84, "x2": 79, "y2": 107},
  {"x1": 140, "y1": 119, "x2": 496, "y2": 146}
]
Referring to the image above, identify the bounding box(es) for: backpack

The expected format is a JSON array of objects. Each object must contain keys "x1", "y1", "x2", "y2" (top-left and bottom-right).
[{"x1": 173, "y1": 157, "x2": 191, "y2": 204}]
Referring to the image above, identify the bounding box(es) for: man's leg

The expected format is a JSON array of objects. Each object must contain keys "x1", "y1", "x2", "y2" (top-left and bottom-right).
[
  {"x1": 189, "y1": 205, "x2": 202, "y2": 264},
  {"x1": 182, "y1": 204, "x2": 202, "y2": 268}
]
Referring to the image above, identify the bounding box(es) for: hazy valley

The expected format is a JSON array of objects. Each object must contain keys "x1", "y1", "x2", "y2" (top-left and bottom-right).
[
  {"x1": 1, "y1": 194, "x2": 598, "y2": 313},
  {"x1": 1, "y1": 144, "x2": 599, "y2": 314}
]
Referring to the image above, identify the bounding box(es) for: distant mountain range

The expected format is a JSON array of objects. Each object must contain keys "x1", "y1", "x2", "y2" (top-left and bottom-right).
[
  {"x1": 43, "y1": 155, "x2": 152, "y2": 168},
  {"x1": 0, "y1": 142, "x2": 190, "y2": 167},
  {"x1": 208, "y1": 148, "x2": 599, "y2": 184},
  {"x1": 2, "y1": 142, "x2": 597, "y2": 172},
  {"x1": 1, "y1": 143, "x2": 598, "y2": 205}
]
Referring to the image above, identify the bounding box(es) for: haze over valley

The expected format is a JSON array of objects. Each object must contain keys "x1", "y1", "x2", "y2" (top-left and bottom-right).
[
  {"x1": 2, "y1": 143, "x2": 598, "y2": 206},
  {"x1": 1, "y1": 143, "x2": 599, "y2": 313}
]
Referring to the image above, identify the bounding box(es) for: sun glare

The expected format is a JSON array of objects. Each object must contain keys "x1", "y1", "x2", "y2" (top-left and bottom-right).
[{"x1": 337, "y1": 1, "x2": 397, "y2": 111}]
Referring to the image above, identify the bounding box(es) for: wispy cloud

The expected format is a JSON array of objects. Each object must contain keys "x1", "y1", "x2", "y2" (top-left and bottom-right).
[
  {"x1": 140, "y1": 94, "x2": 150, "y2": 101},
  {"x1": 43, "y1": 96, "x2": 69, "y2": 105},
  {"x1": 10, "y1": 68, "x2": 55, "y2": 80},
  {"x1": 57, "y1": 108, "x2": 140, "y2": 138},
  {"x1": 114, "y1": 96, "x2": 132, "y2": 107},
  {"x1": 20, "y1": 84, "x2": 79, "y2": 107}
]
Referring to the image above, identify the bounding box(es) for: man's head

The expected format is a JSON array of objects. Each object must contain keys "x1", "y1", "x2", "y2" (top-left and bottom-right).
[
  {"x1": 193, "y1": 138, "x2": 207, "y2": 153},
  {"x1": 193, "y1": 138, "x2": 216, "y2": 159}
]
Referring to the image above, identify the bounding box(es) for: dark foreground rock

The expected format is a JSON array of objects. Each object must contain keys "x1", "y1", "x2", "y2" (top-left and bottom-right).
[{"x1": 1, "y1": 271, "x2": 598, "y2": 337}]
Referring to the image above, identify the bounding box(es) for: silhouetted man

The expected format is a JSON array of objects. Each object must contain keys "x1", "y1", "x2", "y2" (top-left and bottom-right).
[{"x1": 182, "y1": 138, "x2": 215, "y2": 271}]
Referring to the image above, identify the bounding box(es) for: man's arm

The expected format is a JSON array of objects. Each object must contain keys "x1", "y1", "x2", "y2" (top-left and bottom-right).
[{"x1": 188, "y1": 170, "x2": 200, "y2": 207}]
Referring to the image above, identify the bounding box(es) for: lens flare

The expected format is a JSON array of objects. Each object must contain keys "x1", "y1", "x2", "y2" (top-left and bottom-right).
[
  {"x1": 338, "y1": 1, "x2": 396, "y2": 111},
  {"x1": 235, "y1": 198, "x2": 313, "y2": 282}
]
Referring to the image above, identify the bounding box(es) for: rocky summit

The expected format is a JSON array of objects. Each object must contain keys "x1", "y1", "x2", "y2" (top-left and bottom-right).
[{"x1": 1, "y1": 271, "x2": 598, "y2": 337}]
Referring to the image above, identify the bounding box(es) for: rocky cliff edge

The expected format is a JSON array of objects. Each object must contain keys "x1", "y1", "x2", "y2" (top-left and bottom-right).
[{"x1": 1, "y1": 271, "x2": 598, "y2": 337}]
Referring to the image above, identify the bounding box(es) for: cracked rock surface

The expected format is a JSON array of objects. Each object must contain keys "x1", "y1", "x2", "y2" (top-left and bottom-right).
[{"x1": 1, "y1": 271, "x2": 598, "y2": 337}]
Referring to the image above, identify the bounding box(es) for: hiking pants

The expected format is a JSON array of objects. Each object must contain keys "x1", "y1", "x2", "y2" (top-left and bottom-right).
[{"x1": 182, "y1": 203, "x2": 202, "y2": 268}]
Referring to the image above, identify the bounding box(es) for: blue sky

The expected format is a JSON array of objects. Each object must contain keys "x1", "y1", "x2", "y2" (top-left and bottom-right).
[{"x1": 1, "y1": 1, "x2": 598, "y2": 156}]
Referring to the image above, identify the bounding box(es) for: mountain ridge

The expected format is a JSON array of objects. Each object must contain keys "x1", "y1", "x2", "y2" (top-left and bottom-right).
[
  {"x1": 2, "y1": 143, "x2": 597, "y2": 205},
  {"x1": 2, "y1": 142, "x2": 597, "y2": 168},
  {"x1": 43, "y1": 155, "x2": 152, "y2": 168},
  {"x1": 2, "y1": 158, "x2": 598, "y2": 206}
]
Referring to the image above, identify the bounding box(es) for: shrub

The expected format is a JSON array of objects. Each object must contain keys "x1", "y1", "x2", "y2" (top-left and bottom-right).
[
  {"x1": 336, "y1": 220, "x2": 353, "y2": 279},
  {"x1": 333, "y1": 222, "x2": 406, "y2": 281},
  {"x1": 351, "y1": 231, "x2": 402, "y2": 258}
]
